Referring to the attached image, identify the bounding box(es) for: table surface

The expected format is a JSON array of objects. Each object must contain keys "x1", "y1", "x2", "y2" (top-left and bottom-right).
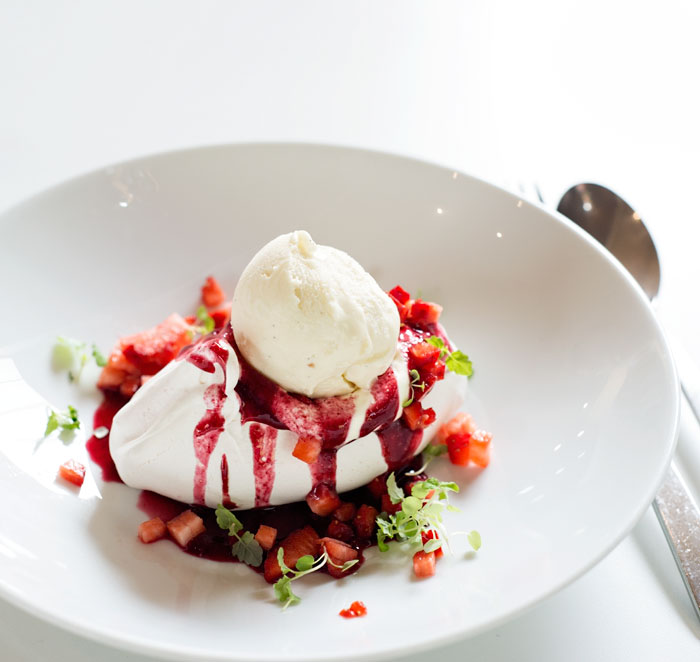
[{"x1": 2, "y1": 1, "x2": 700, "y2": 660}]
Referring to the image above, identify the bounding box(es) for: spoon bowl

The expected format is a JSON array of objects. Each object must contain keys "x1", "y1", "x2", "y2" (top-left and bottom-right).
[{"x1": 557, "y1": 183, "x2": 661, "y2": 300}]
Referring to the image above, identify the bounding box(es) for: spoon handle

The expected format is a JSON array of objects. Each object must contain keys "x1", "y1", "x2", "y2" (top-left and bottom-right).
[{"x1": 653, "y1": 462, "x2": 700, "y2": 620}]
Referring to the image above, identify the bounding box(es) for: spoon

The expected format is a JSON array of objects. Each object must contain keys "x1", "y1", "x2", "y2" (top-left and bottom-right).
[{"x1": 557, "y1": 183, "x2": 700, "y2": 621}]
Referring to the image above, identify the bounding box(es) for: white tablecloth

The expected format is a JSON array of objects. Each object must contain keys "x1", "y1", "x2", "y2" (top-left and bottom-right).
[{"x1": 2, "y1": 1, "x2": 700, "y2": 659}]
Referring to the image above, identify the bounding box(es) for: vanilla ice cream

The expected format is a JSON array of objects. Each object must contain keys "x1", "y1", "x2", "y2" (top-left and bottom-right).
[{"x1": 230, "y1": 231, "x2": 400, "y2": 398}]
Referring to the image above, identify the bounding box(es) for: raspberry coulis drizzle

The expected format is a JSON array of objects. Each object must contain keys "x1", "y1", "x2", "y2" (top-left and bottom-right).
[{"x1": 87, "y1": 320, "x2": 441, "y2": 565}]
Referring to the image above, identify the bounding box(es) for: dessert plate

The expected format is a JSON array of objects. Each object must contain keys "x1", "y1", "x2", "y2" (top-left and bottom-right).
[{"x1": 0, "y1": 144, "x2": 679, "y2": 661}]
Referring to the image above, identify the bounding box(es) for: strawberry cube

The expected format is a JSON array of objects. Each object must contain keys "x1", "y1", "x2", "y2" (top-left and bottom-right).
[
  {"x1": 254, "y1": 524, "x2": 278, "y2": 551},
  {"x1": 202, "y1": 276, "x2": 226, "y2": 309},
  {"x1": 306, "y1": 483, "x2": 342, "y2": 516},
  {"x1": 469, "y1": 429, "x2": 492, "y2": 467},
  {"x1": 167, "y1": 510, "x2": 206, "y2": 548},
  {"x1": 292, "y1": 436, "x2": 322, "y2": 464},
  {"x1": 446, "y1": 432, "x2": 471, "y2": 466},
  {"x1": 332, "y1": 502, "x2": 357, "y2": 522},
  {"x1": 263, "y1": 525, "x2": 320, "y2": 583},
  {"x1": 413, "y1": 550, "x2": 436, "y2": 578},
  {"x1": 58, "y1": 459, "x2": 86, "y2": 487},
  {"x1": 320, "y1": 537, "x2": 359, "y2": 578},
  {"x1": 407, "y1": 299, "x2": 443, "y2": 326},
  {"x1": 388, "y1": 285, "x2": 411, "y2": 305},
  {"x1": 403, "y1": 402, "x2": 436, "y2": 431},
  {"x1": 408, "y1": 341, "x2": 441, "y2": 368},
  {"x1": 327, "y1": 519, "x2": 354, "y2": 543},
  {"x1": 353, "y1": 504, "x2": 378, "y2": 540},
  {"x1": 138, "y1": 517, "x2": 167, "y2": 544},
  {"x1": 121, "y1": 313, "x2": 191, "y2": 375},
  {"x1": 436, "y1": 412, "x2": 476, "y2": 445}
]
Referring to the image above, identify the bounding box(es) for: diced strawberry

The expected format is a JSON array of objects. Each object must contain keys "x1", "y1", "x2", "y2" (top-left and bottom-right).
[
  {"x1": 447, "y1": 432, "x2": 471, "y2": 466},
  {"x1": 320, "y1": 537, "x2": 360, "y2": 579},
  {"x1": 327, "y1": 519, "x2": 355, "y2": 543},
  {"x1": 469, "y1": 429, "x2": 492, "y2": 467},
  {"x1": 407, "y1": 299, "x2": 443, "y2": 326},
  {"x1": 436, "y1": 412, "x2": 476, "y2": 445},
  {"x1": 306, "y1": 483, "x2": 342, "y2": 516},
  {"x1": 263, "y1": 525, "x2": 320, "y2": 583},
  {"x1": 367, "y1": 474, "x2": 388, "y2": 499},
  {"x1": 292, "y1": 436, "x2": 322, "y2": 464},
  {"x1": 254, "y1": 524, "x2": 278, "y2": 551},
  {"x1": 339, "y1": 600, "x2": 367, "y2": 618},
  {"x1": 353, "y1": 504, "x2": 378, "y2": 540},
  {"x1": 413, "y1": 550, "x2": 436, "y2": 578},
  {"x1": 333, "y1": 502, "x2": 357, "y2": 522},
  {"x1": 167, "y1": 510, "x2": 206, "y2": 548},
  {"x1": 202, "y1": 276, "x2": 226, "y2": 308},
  {"x1": 210, "y1": 303, "x2": 232, "y2": 329},
  {"x1": 421, "y1": 529, "x2": 444, "y2": 559},
  {"x1": 381, "y1": 493, "x2": 402, "y2": 515},
  {"x1": 388, "y1": 293, "x2": 409, "y2": 322},
  {"x1": 138, "y1": 517, "x2": 167, "y2": 544},
  {"x1": 121, "y1": 313, "x2": 191, "y2": 375},
  {"x1": 58, "y1": 459, "x2": 86, "y2": 487},
  {"x1": 403, "y1": 402, "x2": 436, "y2": 431},
  {"x1": 408, "y1": 341, "x2": 441, "y2": 368},
  {"x1": 389, "y1": 285, "x2": 411, "y2": 305}
]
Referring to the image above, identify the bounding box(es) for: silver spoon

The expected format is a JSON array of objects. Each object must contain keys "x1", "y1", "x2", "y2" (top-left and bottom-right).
[{"x1": 557, "y1": 183, "x2": 700, "y2": 622}]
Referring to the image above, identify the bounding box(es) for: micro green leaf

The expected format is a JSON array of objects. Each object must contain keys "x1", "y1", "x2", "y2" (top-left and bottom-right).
[
  {"x1": 386, "y1": 472, "x2": 404, "y2": 505},
  {"x1": 467, "y1": 530, "x2": 482, "y2": 551},
  {"x1": 446, "y1": 350, "x2": 473, "y2": 377},
  {"x1": 215, "y1": 503, "x2": 242, "y2": 535},
  {"x1": 401, "y1": 496, "x2": 422, "y2": 516},
  {"x1": 44, "y1": 405, "x2": 81, "y2": 437},
  {"x1": 44, "y1": 411, "x2": 59, "y2": 436},
  {"x1": 295, "y1": 555, "x2": 315, "y2": 572},
  {"x1": 273, "y1": 575, "x2": 301, "y2": 609},
  {"x1": 92, "y1": 345, "x2": 108, "y2": 367},
  {"x1": 232, "y1": 531, "x2": 263, "y2": 567}
]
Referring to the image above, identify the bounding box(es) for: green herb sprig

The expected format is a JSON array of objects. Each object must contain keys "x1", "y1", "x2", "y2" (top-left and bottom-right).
[
  {"x1": 215, "y1": 504, "x2": 264, "y2": 567},
  {"x1": 376, "y1": 473, "x2": 480, "y2": 557},
  {"x1": 44, "y1": 405, "x2": 81, "y2": 437},
  {"x1": 273, "y1": 547, "x2": 359, "y2": 609},
  {"x1": 426, "y1": 336, "x2": 473, "y2": 377},
  {"x1": 402, "y1": 368, "x2": 426, "y2": 408}
]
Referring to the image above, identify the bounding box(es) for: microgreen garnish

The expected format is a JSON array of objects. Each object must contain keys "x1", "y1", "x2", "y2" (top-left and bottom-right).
[
  {"x1": 215, "y1": 504, "x2": 263, "y2": 567},
  {"x1": 405, "y1": 443, "x2": 449, "y2": 476},
  {"x1": 272, "y1": 546, "x2": 359, "y2": 609},
  {"x1": 376, "y1": 473, "x2": 470, "y2": 557},
  {"x1": 426, "y1": 336, "x2": 473, "y2": 377},
  {"x1": 44, "y1": 405, "x2": 81, "y2": 437},
  {"x1": 402, "y1": 368, "x2": 427, "y2": 407},
  {"x1": 188, "y1": 305, "x2": 216, "y2": 338},
  {"x1": 52, "y1": 337, "x2": 108, "y2": 381},
  {"x1": 467, "y1": 530, "x2": 482, "y2": 551}
]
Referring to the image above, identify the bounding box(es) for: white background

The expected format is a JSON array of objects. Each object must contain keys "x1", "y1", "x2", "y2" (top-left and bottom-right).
[{"x1": 2, "y1": 1, "x2": 700, "y2": 659}]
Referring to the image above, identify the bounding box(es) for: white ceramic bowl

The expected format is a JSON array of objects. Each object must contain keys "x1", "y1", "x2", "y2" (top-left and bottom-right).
[{"x1": 0, "y1": 144, "x2": 679, "y2": 661}]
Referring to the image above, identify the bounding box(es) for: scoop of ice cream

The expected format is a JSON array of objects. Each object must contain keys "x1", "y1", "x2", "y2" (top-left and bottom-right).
[{"x1": 230, "y1": 231, "x2": 400, "y2": 398}]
